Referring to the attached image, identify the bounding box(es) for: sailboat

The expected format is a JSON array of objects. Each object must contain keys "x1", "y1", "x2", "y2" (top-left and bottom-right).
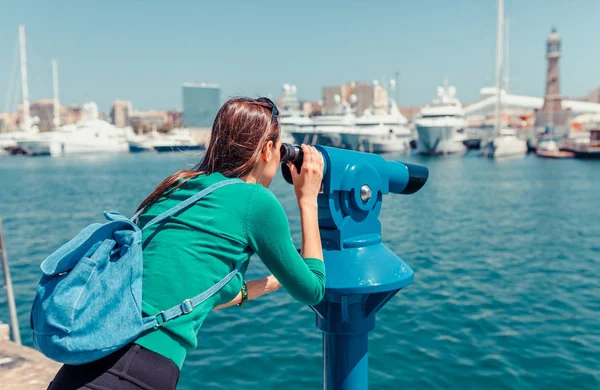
[
  {"x1": 0, "y1": 25, "x2": 40, "y2": 153},
  {"x1": 481, "y1": 2, "x2": 527, "y2": 158}
]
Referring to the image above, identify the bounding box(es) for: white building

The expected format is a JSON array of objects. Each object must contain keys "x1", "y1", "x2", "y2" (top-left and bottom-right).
[{"x1": 464, "y1": 87, "x2": 600, "y2": 120}]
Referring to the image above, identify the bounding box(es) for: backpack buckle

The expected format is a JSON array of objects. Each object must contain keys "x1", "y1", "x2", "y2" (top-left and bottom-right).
[
  {"x1": 155, "y1": 311, "x2": 166, "y2": 327},
  {"x1": 181, "y1": 299, "x2": 194, "y2": 315}
]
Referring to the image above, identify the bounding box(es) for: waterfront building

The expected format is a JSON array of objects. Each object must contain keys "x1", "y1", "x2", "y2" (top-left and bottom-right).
[
  {"x1": 353, "y1": 82, "x2": 374, "y2": 115},
  {"x1": 464, "y1": 89, "x2": 600, "y2": 122},
  {"x1": 182, "y1": 83, "x2": 221, "y2": 129},
  {"x1": 30, "y1": 99, "x2": 56, "y2": 131},
  {"x1": 60, "y1": 105, "x2": 82, "y2": 125},
  {"x1": 323, "y1": 82, "x2": 375, "y2": 115},
  {"x1": 129, "y1": 110, "x2": 169, "y2": 132},
  {"x1": 167, "y1": 110, "x2": 183, "y2": 128},
  {"x1": 0, "y1": 113, "x2": 18, "y2": 132},
  {"x1": 322, "y1": 86, "x2": 344, "y2": 114},
  {"x1": 302, "y1": 101, "x2": 323, "y2": 117},
  {"x1": 111, "y1": 100, "x2": 132, "y2": 128},
  {"x1": 589, "y1": 88, "x2": 600, "y2": 104}
]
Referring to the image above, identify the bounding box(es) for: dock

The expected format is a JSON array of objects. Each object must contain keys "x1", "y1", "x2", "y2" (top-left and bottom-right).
[{"x1": 0, "y1": 324, "x2": 59, "y2": 389}]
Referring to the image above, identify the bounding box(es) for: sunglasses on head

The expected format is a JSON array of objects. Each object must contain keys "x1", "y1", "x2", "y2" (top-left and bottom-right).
[{"x1": 257, "y1": 97, "x2": 279, "y2": 124}]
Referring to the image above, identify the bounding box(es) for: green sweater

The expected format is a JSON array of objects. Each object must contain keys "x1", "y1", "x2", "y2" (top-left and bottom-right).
[{"x1": 134, "y1": 172, "x2": 326, "y2": 368}]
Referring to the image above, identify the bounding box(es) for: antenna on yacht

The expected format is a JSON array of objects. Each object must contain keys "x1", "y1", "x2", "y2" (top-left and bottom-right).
[
  {"x1": 18, "y1": 25, "x2": 32, "y2": 132},
  {"x1": 394, "y1": 71, "x2": 400, "y2": 104},
  {"x1": 52, "y1": 59, "x2": 60, "y2": 130},
  {"x1": 493, "y1": 0, "x2": 504, "y2": 137}
]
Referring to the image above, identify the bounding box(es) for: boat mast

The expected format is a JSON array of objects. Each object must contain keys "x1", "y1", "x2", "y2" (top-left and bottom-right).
[
  {"x1": 18, "y1": 25, "x2": 31, "y2": 131},
  {"x1": 52, "y1": 59, "x2": 60, "y2": 130},
  {"x1": 504, "y1": 19, "x2": 510, "y2": 93},
  {"x1": 502, "y1": 19, "x2": 510, "y2": 129},
  {"x1": 493, "y1": 0, "x2": 504, "y2": 137}
]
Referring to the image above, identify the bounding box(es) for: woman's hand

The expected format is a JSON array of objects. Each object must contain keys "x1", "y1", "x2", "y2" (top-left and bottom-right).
[{"x1": 288, "y1": 144, "x2": 324, "y2": 208}]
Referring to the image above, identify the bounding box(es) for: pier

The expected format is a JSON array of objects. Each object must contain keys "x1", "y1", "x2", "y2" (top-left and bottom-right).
[{"x1": 0, "y1": 324, "x2": 60, "y2": 390}]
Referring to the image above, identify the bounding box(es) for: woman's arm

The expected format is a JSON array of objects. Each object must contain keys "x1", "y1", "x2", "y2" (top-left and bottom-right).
[
  {"x1": 213, "y1": 275, "x2": 281, "y2": 311},
  {"x1": 245, "y1": 145, "x2": 326, "y2": 306}
]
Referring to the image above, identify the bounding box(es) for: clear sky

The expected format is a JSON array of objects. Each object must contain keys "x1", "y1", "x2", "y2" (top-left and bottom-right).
[{"x1": 1, "y1": 0, "x2": 598, "y2": 113}]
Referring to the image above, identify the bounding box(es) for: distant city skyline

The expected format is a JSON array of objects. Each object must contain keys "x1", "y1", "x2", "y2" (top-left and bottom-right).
[{"x1": 1, "y1": 0, "x2": 599, "y2": 113}]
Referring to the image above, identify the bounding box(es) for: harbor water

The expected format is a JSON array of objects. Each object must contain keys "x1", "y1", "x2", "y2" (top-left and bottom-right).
[{"x1": 0, "y1": 152, "x2": 599, "y2": 389}]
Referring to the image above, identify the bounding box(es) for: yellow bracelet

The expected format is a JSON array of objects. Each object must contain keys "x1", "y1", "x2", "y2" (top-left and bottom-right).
[{"x1": 238, "y1": 282, "x2": 248, "y2": 307}]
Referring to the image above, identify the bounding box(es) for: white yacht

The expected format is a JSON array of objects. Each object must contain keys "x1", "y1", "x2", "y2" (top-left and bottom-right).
[
  {"x1": 18, "y1": 102, "x2": 130, "y2": 156},
  {"x1": 128, "y1": 128, "x2": 203, "y2": 153},
  {"x1": 341, "y1": 100, "x2": 411, "y2": 153},
  {"x1": 481, "y1": 128, "x2": 528, "y2": 158},
  {"x1": 415, "y1": 85, "x2": 467, "y2": 155}
]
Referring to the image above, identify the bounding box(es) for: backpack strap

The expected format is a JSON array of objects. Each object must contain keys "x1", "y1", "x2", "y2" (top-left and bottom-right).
[
  {"x1": 135, "y1": 178, "x2": 244, "y2": 229},
  {"x1": 142, "y1": 262, "x2": 244, "y2": 330}
]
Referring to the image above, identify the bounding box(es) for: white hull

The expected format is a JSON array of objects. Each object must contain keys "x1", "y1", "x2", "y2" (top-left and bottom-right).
[
  {"x1": 290, "y1": 124, "x2": 347, "y2": 147},
  {"x1": 127, "y1": 129, "x2": 202, "y2": 152},
  {"x1": 0, "y1": 139, "x2": 17, "y2": 149},
  {"x1": 481, "y1": 137, "x2": 527, "y2": 158},
  {"x1": 370, "y1": 138, "x2": 409, "y2": 154},
  {"x1": 340, "y1": 130, "x2": 410, "y2": 154},
  {"x1": 0, "y1": 130, "x2": 40, "y2": 149},
  {"x1": 415, "y1": 125, "x2": 466, "y2": 155},
  {"x1": 19, "y1": 139, "x2": 128, "y2": 156}
]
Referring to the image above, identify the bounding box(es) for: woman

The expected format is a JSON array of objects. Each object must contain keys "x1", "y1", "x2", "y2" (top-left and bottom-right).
[{"x1": 48, "y1": 97, "x2": 325, "y2": 389}]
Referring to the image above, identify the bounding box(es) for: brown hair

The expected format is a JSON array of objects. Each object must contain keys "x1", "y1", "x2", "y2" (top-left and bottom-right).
[{"x1": 136, "y1": 97, "x2": 280, "y2": 212}]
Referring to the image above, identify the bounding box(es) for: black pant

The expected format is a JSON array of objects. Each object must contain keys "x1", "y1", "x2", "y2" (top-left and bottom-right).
[{"x1": 48, "y1": 344, "x2": 180, "y2": 390}]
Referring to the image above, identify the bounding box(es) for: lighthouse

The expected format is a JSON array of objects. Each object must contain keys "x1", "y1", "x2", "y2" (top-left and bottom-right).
[{"x1": 535, "y1": 28, "x2": 572, "y2": 133}]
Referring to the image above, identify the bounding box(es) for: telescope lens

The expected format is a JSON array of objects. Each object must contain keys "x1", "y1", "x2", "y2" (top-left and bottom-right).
[{"x1": 280, "y1": 143, "x2": 304, "y2": 184}]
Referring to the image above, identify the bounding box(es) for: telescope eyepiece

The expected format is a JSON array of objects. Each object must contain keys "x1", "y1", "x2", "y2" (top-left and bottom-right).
[
  {"x1": 400, "y1": 163, "x2": 429, "y2": 194},
  {"x1": 280, "y1": 143, "x2": 304, "y2": 184},
  {"x1": 280, "y1": 143, "x2": 302, "y2": 165}
]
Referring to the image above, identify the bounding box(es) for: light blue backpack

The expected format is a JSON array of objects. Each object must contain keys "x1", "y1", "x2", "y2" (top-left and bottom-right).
[{"x1": 30, "y1": 179, "x2": 243, "y2": 365}]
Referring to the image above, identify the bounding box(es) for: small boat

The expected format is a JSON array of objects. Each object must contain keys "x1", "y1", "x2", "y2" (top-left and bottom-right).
[
  {"x1": 536, "y1": 150, "x2": 574, "y2": 158},
  {"x1": 535, "y1": 139, "x2": 573, "y2": 158},
  {"x1": 561, "y1": 129, "x2": 600, "y2": 159}
]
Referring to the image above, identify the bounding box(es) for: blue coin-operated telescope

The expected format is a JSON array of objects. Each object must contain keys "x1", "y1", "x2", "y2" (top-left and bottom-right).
[{"x1": 281, "y1": 145, "x2": 428, "y2": 390}]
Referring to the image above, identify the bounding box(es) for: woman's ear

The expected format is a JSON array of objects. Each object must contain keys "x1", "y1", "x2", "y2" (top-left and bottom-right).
[{"x1": 263, "y1": 140, "x2": 274, "y2": 162}]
